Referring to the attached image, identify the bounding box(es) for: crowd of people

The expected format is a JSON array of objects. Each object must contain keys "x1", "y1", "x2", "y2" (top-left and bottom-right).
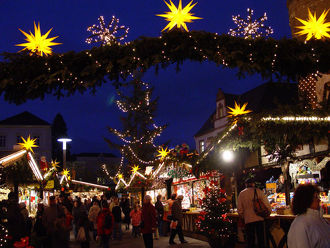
[{"x1": 4, "y1": 192, "x2": 188, "y2": 248}]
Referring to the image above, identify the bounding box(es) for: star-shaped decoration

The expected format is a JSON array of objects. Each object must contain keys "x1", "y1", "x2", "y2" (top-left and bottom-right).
[
  {"x1": 157, "y1": 0, "x2": 202, "y2": 32},
  {"x1": 18, "y1": 136, "x2": 38, "y2": 153},
  {"x1": 62, "y1": 169, "x2": 70, "y2": 177},
  {"x1": 295, "y1": 9, "x2": 330, "y2": 41},
  {"x1": 51, "y1": 160, "x2": 60, "y2": 171},
  {"x1": 117, "y1": 173, "x2": 123, "y2": 179},
  {"x1": 131, "y1": 165, "x2": 141, "y2": 174},
  {"x1": 227, "y1": 102, "x2": 252, "y2": 118},
  {"x1": 16, "y1": 22, "x2": 61, "y2": 56},
  {"x1": 157, "y1": 147, "x2": 170, "y2": 160}
]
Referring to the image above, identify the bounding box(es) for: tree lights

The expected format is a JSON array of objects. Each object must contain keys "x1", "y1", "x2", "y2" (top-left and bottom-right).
[
  {"x1": 86, "y1": 15, "x2": 129, "y2": 46},
  {"x1": 228, "y1": 8, "x2": 273, "y2": 39}
]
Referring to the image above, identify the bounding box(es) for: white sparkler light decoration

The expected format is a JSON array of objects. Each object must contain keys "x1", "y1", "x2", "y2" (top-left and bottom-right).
[
  {"x1": 228, "y1": 8, "x2": 273, "y2": 39},
  {"x1": 86, "y1": 15, "x2": 129, "y2": 46}
]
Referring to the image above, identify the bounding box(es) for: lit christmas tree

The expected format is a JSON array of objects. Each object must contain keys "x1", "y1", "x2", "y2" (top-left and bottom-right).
[
  {"x1": 105, "y1": 76, "x2": 167, "y2": 182},
  {"x1": 195, "y1": 180, "x2": 235, "y2": 247},
  {"x1": 228, "y1": 8, "x2": 273, "y2": 39}
]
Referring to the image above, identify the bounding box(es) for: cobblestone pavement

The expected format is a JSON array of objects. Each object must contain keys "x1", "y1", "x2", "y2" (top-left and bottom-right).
[{"x1": 70, "y1": 228, "x2": 210, "y2": 248}]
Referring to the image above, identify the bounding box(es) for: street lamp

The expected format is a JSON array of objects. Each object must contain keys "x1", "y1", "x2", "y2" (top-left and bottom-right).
[
  {"x1": 57, "y1": 138, "x2": 72, "y2": 169},
  {"x1": 222, "y1": 150, "x2": 234, "y2": 163}
]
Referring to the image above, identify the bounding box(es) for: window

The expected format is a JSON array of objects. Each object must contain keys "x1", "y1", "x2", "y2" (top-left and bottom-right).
[
  {"x1": 17, "y1": 136, "x2": 23, "y2": 144},
  {"x1": 0, "y1": 136, "x2": 6, "y2": 147},
  {"x1": 199, "y1": 140, "x2": 205, "y2": 152},
  {"x1": 33, "y1": 136, "x2": 40, "y2": 146},
  {"x1": 217, "y1": 103, "x2": 224, "y2": 118}
]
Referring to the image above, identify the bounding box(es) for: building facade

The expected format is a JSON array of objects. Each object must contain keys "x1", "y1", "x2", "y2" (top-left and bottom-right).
[{"x1": 0, "y1": 111, "x2": 52, "y2": 161}]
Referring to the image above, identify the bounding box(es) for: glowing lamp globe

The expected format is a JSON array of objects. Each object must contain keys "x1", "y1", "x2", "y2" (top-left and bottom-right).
[{"x1": 222, "y1": 150, "x2": 234, "y2": 163}]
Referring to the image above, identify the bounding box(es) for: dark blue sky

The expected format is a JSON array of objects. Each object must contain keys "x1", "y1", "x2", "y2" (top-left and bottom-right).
[{"x1": 0, "y1": 0, "x2": 292, "y2": 155}]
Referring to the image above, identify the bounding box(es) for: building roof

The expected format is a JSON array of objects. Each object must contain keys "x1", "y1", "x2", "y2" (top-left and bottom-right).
[
  {"x1": 0, "y1": 111, "x2": 50, "y2": 126},
  {"x1": 194, "y1": 82, "x2": 298, "y2": 137}
]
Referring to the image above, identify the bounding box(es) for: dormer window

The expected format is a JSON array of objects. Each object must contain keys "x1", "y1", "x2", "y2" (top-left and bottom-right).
[{"x1": 217, "y1": 103, "x2": 224, "y2": 118}]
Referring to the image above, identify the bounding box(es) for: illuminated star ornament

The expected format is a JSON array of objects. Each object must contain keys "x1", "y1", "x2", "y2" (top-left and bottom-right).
[
  {"x1": 131, "y1": 165, "x2": 141, "y2": 174},
  {"x1": 18, "y1": 136, "x2": 38, "y2": 153},
  {"x1": 157, "y1": 0, "x2": 202, "y2": 32},
  {"x1": 227, "y1": 102, "x2": 252, "y2": 118},
  {"x1": 117, "y1": 173, "x2": 124, "y2": 179},
  {"x1": 16, "y1": 22, "x2": 61, "y2": 56},
  {"x1": 295, "y1": 9, "x2": 330, "y2": 41},
  {"x1": 51, "y1": 160, "x2": 60, "y2": 171},
  {"x1": 62, "y1": 169, "x2": 70, "y2": 177},
  {"x1": 86, "y1": 16, "x2": 129, "y2": 46},
  {"x1": 228, "y1": 8, "x2": 273, "y2": 39},
  {"x1": 157, "y1": 147, "x2": 170, "y2": 160}
]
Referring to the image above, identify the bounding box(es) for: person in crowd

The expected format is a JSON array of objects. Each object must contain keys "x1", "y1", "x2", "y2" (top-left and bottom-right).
[
  {"x1": 77, "y1": 210, "x2": 91, "y2": 248},
  {"x1": 33, "y1": 203, "x2": 47, "y2": 248},
  {"x1": 111, "y1": 197, "x2": 123, "y2": 240},
  {"x1": 42, "y1": 196, "x2": 64, "y2": 248},
  {"x1": 72, "y1": 200, "x2": 83, "y2": 239},
  {"x1": 130, "y1": 202, "x2": 142, "y2": 237},
  {"x1": 6, "y1": 192, "x2": 25, "y2": 246},
  {"x1": 288, "y1": 184, "x2": 330, "y2": 248},
  {"x1": 53, "y1": 211, "x2": 69, "y2": 248},
  {"x1": 120, "y1": 197, "x2": 131, "y2": 230},
  {"x1": 109, "y1": 196, "x2": 116, "y2": 212},
  {"x1": 237, "y1": 178, "x2": 271, "y2": 248},
  {"x1": 88, "y1": 200, "x2": 101, "y2": 240},
  {"x1": 97, "y1": 200, "x2": 114, "y2": 248},
  {"x1": 169, "y1": 195, "x2": 187, "y2": 245},
  {"x1": 19, "y1": 202, "x2": 32, "y2": 236},
  {"x1": 63, "y1": 206, "x2": 73, "y2": 245},
  {"x1": 163, "y1": 194, "x2": 176, "y2": 236},
  {"x1": 276, "y1": 174, "x2": 285, "y2": 193},
  {"x1": 141, "y1": 195, "x2": 157, "y2": 248},
  {"x1": 155, "y1": 195, "x2": 164, "y2": 237}
]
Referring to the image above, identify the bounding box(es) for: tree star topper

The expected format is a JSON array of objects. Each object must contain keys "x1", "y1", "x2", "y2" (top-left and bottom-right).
[
  {"x1": 157, "y1": 0, "x2": 202, "y2": 32},
  {"x1": 295, "y1": 9, "x2": 330, "y2": 41},
  {"x1": 18, "y1": 136, "x2": 38, "y2": 153},
  {"x1": 227, "y1": 102, "x2": 252, "y2": 117},
  {"x1": 157, "y1": 147, "x2": 170, "y2": 160},
  {"x1": 16, "y1": 22, "x2": 61, "y2": 56}
]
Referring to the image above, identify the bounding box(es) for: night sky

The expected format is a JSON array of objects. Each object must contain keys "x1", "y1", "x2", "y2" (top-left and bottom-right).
[{"x1": 0, "y1": 0, "x2": 292, "y2": 155}]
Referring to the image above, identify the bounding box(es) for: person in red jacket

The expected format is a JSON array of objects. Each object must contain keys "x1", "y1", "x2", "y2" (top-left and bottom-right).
[
  {"x1": 141, "y1": 195, "x2": 157, "y2": 248},
  {"x1": 97, "y1": 200, "x2": 114, "y2": 248}
]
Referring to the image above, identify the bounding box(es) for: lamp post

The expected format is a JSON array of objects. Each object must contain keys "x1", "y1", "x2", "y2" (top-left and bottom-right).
[{"x1": 57, "y1": 138, "x2": 72, "y2": 169}]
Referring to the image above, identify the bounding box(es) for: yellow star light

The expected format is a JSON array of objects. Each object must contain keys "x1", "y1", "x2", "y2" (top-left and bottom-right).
[
  {"x1": 295, "y1": 9, "x2": 330, "y2": 41},
  {"x1": 227, "y1": 102, "x2": 252, "y2": 117},
  {"x1": 62, "y1": 169, "x2": 70, "y2": 177},
  {"x1": 131, "y1": 165, "x2": 141, "y2": 174},
  {"x1": 51, "y1": 160, "x2": 60, "y2": 170},
  {"x1": 117, "y1": 174, "x2": 123, "y2": 179},
  {"x1": 157, "y1": 0, "x2": 202, "y2": 32},
  {"x1": 157, "y1": 147, "x2": 170, "y2": 160},
  {"x1": 18, "y1": 136, "x2": 38, "y2": 153},
  {"x1": 16, "y1": 22, "x2": 61, "y2": 56}
]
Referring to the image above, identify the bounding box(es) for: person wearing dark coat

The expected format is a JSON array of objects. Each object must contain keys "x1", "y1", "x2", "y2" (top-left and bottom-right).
[
  {"x1": 77, "y1": 211, "x2": 91, "y2": 248},
  {"x1": 141, "y1": 195, "x2": 157, "y2": 248},
  {"x1": 33, "y1": 203, "x2": 47, "y2": 248},
  {"x1": 155, "y1": 195, "x2": 164, "y2": 236},
  {"x1": 120, "y1": 197, "x2": 131, "y2": 230},
  {"x1": 169, "y1": 195, "x2": 187, "y2": 245},
  {"x1": 6, "y1": 192, "x2": 25, "y2": 246}
]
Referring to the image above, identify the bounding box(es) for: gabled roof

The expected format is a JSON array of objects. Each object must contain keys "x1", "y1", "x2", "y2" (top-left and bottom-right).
[
  {"x1": 194, "y1": 82, "x2": 298, "y2": 138},
  {"x1": 0, "y1": 111, "x2": 50, "y2": 126}
]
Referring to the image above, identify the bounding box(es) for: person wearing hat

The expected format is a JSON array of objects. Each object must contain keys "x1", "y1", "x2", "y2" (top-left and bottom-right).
[{"x1": 237, "y1": 178, "x2": 271, "y2": 248}]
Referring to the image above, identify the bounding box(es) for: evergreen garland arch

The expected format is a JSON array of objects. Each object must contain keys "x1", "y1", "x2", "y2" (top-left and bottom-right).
[{"x1": 0, "y1": 30, "x2": 329, "y2": 104}]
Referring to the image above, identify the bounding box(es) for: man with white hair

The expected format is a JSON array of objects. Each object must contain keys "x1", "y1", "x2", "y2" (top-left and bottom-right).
[{"x1": 169, "y1": 195, "x2": 187, "y2": 245}]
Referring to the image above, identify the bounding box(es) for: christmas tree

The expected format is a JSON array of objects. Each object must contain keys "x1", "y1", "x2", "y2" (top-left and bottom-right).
[
  {"x1": 195, "y1": 180, "x2": 235, "y2": 248},
  {"x1": 105, "y1": 76, "x2": 166, "y2": 182}
]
